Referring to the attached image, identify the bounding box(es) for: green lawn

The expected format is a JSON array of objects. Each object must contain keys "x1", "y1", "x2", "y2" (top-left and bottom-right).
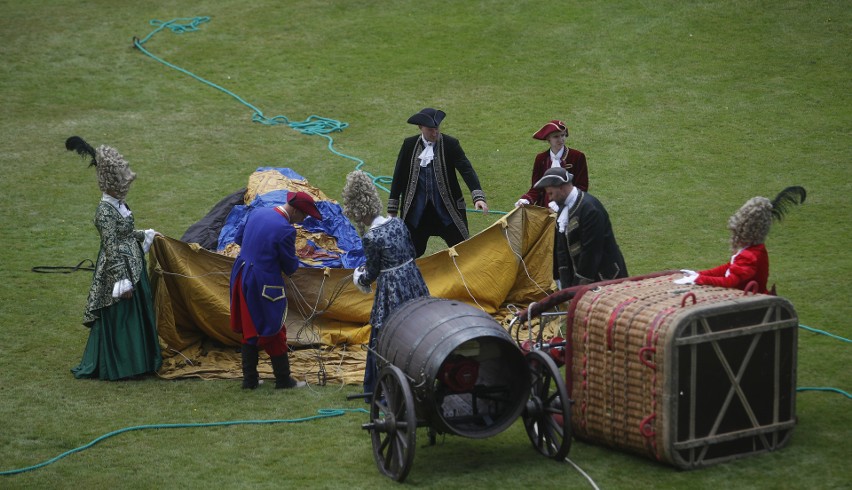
[{"x1": 1, "y1": 1, "x2": 849, "y2": 488}]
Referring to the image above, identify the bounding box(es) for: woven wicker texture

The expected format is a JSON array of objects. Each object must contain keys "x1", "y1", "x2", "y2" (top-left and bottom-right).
[{"x1": 569, "y1": 273, "x2": 750, "y2": 461}]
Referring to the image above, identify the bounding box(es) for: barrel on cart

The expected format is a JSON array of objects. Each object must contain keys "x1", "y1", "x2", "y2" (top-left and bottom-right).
[{"x1": 362, "y1": 297, "x2": 571, "y2": 482}]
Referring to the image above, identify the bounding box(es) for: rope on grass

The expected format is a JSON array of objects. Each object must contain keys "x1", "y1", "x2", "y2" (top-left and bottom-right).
[
  {"x1": 565, "y1": 456, "x2": 600, "y2": 490},
  {"x1": 131, "y1": 16, "x2": 508, "y2": 215},
  {"x1": 31, "y1": 259, "x2": 95, "y2": 274},
  {"x1": 0, "y1": 408, "x2": 368, "y2": 476},
  {"x1": 132, "y1": 17, "x2": 386, "y2": 188},
  {"x1": 796, "y1": 387, "x2": 851, "y2": 399},
  {"x1": 795, "y1": 325, "x2": 849, "y2": 399},
  {"x1": 799, "y1": 324, "x2": 851, "y2": 343}
]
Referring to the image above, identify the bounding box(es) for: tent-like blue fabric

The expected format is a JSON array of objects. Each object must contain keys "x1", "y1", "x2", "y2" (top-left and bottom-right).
[{"x1": 217, "y1": 168, "x2": 365, "y2": 269}]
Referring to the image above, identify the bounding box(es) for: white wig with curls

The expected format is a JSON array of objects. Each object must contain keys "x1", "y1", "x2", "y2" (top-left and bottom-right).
[
  {"x1": 65, "y1": 136, "x2": 136, "y2": 200},
  {"x1": 726, "y1": 186, "x2": 806, "y2": 252},
  {"x1": 727, "y1": 196, "x2": 773, "y2": 250},
  {"x1": 95, "y1": 145, "x2": 136, "y2": 200},
  {"x1": 341, "y1": 170, "x2": 383, "y2": 235}
]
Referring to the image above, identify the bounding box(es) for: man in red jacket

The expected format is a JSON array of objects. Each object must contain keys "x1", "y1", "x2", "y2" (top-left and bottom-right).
[{"x1": 675, "y1": 187, "x2": 806, "y2": 293}]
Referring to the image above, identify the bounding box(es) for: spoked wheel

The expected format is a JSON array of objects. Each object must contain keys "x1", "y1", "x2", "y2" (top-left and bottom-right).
[
  {"x1": 366, "y1": 365, "x2": 417, "y2": 482},
  {"x1": 523, "y1": 350, "x2": 572, "y2": 460}
]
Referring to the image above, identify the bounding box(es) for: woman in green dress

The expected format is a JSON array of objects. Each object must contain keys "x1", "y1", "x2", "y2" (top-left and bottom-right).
[{"x1": 66, "y1": 137, "x2": 162, "y2": 380}]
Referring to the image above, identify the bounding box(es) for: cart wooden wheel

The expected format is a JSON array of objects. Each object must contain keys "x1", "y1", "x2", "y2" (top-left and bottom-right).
[
  {"x1": 367, "y1": 365, "x2": 417, "y2": 482},
  {"x1": 523, "y1": 349, "x2": 572, "y2": 460}
]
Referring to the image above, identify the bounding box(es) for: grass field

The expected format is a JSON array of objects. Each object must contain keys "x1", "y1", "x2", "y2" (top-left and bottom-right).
[{"x1": 1, "y1": 1, "x2": 849, "y2": 488}]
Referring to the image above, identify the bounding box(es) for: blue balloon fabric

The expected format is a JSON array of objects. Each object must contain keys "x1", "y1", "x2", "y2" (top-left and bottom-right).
[{"x1": 218, "y1": 168, "x2": 365, "y2": 269}]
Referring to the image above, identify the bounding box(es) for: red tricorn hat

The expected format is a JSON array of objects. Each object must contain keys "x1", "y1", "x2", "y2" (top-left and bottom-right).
[
  {"x1": 532, "y1": 120, "x2": 568, "y2": 140},
  {"x1": 286, "y1": 191, "x2": 322, "y2": 220}
]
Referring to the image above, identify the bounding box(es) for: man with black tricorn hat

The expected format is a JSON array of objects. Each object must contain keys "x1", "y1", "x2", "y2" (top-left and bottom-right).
[
  {"x1": 534, "y1": 166, "x2": 628, "y2": 287},
  {"x1": 388, "y1": 108, "x2": 489, "y2": 257}
]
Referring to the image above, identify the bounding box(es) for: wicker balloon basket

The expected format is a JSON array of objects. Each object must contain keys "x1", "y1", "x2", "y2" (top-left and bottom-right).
[{"x1": 565, "y1": 273, "x2": 798, "y2": 468}]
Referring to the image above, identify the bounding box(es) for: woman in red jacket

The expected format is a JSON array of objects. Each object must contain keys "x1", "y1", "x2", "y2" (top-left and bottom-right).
[
  {"x1": 675, "y1": 187, "x2": 806, "y2": 293},
  {"x1": 515, "y1": 119, "x2": 589, "y2": 210}
]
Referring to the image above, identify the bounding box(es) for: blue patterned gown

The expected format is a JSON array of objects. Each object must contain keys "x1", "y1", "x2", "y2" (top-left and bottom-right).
[{"x1": 356, "y1": 217, "x2": 429, "y2": 393}]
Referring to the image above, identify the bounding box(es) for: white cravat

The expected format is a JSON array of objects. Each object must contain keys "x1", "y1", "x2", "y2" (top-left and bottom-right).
[
  {"x1": 549, "y1": 147, "x2": 565, "y2": 168},
  {"x1": 418, "y1": 136, "x2": 435, "y2": 167},
  {"x1": 556, "y1": 187, "x2": 579, "y2": 233},
  {"x1": 102, "y1": 193, "x2": 132, "y2": 218}
]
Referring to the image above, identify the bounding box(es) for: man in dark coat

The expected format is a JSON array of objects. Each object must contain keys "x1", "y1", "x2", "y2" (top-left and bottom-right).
[
  {"x1": 534, "y1": 167, "x2": 628, "y2": 287},
  {"x1": 388, "y1": 108, "x2": 489, "y2": 257},
  {"x1": 229, "y1": 191, "x2": 321, "y2": 389}
]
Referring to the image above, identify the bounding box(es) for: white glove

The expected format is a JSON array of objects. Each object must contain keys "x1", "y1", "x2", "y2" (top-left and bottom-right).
[
  {"x1": 112, "y1": 279, "x2": 134, "y2": 298},
  {"x1": 514, "y1": 198, "x2": 530, "y2": 208},
  {"x1": 352, "y1": 265, "x2": 371, "y2": 294},
  {"x1": 548, "y1": 201, "x2": 560, "y2": 213},
  {"x1": 673, "y1": 270, "x2": 698, "y2": 285},
  {"x1": 142, "y1": 229, "x2": 159, "y2": 253}
]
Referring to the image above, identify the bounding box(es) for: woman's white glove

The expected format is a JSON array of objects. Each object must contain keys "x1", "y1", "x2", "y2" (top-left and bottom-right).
[
  {"x1": 112, "y1": 279, "x2": 134, "y2": 298},
  {"x1": 548, "y1": 201, "x2": 560, "y2": 213},
  {"x1": 514, "y1": 198, "x2": 530, "y2": 208},
  {"x1": 673, "y1": 270, "x2": 698, "y2": 285},
  {"x1": 142, "y1": 229, "x2": 160, "y2": 253},
  {"x1": 352, "y1": 265, "x2": 371, "y2": 294}
]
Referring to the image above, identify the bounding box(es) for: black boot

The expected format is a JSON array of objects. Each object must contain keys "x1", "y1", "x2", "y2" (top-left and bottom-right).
[
  {"x1": 241, "y1": 344, "x2": 259, "y2": 389},
  {"x1": 271, "y1": 353, "x2": 306, "y2": 389}
]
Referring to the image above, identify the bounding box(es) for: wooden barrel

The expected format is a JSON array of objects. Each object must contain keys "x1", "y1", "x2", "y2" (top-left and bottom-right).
[{"x1": 378, "y1": 297, "x2": 529, "y2": 439}]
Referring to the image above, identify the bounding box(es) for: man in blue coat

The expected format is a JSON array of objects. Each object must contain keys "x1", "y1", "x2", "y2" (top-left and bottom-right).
[{"x1": 229, "y1": 191, "x2": 321, "y2": 389}]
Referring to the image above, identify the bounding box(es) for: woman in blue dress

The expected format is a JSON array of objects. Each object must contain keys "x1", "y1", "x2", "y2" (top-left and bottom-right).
[{"x1": 342, "y1": 170, "x2": 430, "y2": 395}]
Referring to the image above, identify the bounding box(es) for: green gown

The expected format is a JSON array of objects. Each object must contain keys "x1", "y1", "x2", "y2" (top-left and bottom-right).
[{"x1": 71, "y1": 200, "x2": 162, "y2": 380}]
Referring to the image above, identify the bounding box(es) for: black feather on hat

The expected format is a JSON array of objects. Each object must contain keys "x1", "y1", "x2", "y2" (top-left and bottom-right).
[
  {"x1": 770, "y1": 186, "x2": 807, "y2": 221},
  {"x1": 65, "y1": 136, "x2": 97, "y2": 167}
]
